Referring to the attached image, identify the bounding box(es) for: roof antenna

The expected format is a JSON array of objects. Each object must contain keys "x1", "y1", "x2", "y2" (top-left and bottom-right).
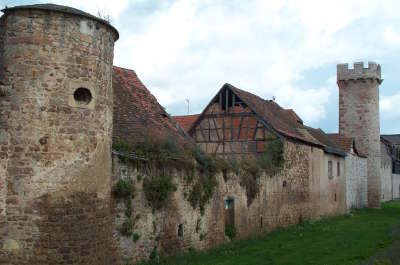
[{"x1": 185, "y1": 98, "x2": 190, "y2": 114}]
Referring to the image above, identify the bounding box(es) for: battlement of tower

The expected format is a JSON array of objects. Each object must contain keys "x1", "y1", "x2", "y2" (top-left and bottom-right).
[{"x1": 337, "y1": 62, "x2": 382, "y2": 82}]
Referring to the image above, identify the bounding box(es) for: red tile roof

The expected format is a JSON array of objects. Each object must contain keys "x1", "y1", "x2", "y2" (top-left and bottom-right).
[
  {"x1": 173, "y1": 114, "x2": 200, "y2": 132},
  {"x1": 112, "y1": 66, "x2": 190, "y2": 145},
  {"x1": 326, "y1": 134, "x2": 353, "y2": 152},
  {"x1": 190, "y1": 83, "x2": 345, "y2": 156},
  {"x1": 327, "y1": 133, "x2": 366, "y2": 157},
  {"x1": 226, "y1": 84, "x2": 340, "y2": 149},
  {"x1": 284, "y1": 109, "x2": 303, "y2": 124}
]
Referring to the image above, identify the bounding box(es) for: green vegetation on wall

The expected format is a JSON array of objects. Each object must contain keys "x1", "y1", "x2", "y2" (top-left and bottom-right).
[
  {"x1": 113, "y1": 178, "x2": 135, "y2": 198},
  {"x1": 187, "y1": 174, "x2": 218, "y2": 214},
  {"x1": 143, "y1": 174, "x2": 177, "y2": 210},
  {"x1": 240, "y1": 139, "x2": 285, "y2": 205},
  {"x1": 112, "y1": 178, "x2": 142, "y2": 243},
  {"x1": 113, "y1": 136, "x2": 285, "y2": 212}
]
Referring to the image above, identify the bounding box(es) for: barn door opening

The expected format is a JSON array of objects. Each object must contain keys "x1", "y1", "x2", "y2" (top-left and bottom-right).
[{"x1": 224, "y1": 197, "x2": 235, "y2": 239}]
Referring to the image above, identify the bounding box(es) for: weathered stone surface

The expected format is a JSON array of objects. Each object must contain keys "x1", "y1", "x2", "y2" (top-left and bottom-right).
[
  {"x1": 345, "y1": 149, "x2": 368, "y2": 209},
  {"x1": 112, "y1": 140, "x2": 347, "y2": 264},
  {"x1": 337, "y1": 62, "x2": 382, "y2": 208},
  {"x1": 0, "y1": 6, "x2": 117, "y2": 265}
]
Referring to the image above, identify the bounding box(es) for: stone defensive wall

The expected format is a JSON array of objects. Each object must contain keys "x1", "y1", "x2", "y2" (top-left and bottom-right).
[{"x1": 0, "y1": 4, "x2": 118, "y2": 265}]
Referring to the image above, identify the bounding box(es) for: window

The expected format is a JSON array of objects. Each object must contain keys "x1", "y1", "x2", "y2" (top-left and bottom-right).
[
  {"x1": 178, "y1": 224, "x2": 183, "y2": 237},
  {"x1": 337, "y1": 162, "x2": 340, "y2": 177},
  {"x1": 328, "y1": 161, "x2": 333, "y2": 179},
  {"x1": 224, "y1": 198, "x2": 234, "y2": 210},
  {"x1": 73, "y1": 87, "x2": 92, "y2": 105}
]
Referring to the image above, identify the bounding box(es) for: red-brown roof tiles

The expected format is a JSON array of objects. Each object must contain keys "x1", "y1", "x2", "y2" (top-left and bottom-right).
[
  {"x1": 173, "y1": 114, "x2": 200, "y2": 132},
  {"x1": 226, "y1": 84, "x2": 323, "y2": 146},
  {"x1": 112, "y1": 66, "x2": 190, "y2": 145},
  {"x1": 326, "y1": 134, "x2": 353, "y2": 152},
  {"x1": 327, "y1": 133, "x2": 366, "y2": 157},
  {"x1": 284, "y1": 109, "x2": 303, "y2": 124},
  {"x1": 190, "y1": 83, "x2": 344, "y2": 156}
]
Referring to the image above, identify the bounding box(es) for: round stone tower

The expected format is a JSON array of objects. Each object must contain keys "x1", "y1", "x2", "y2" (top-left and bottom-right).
[
  {"x1": 0, "y1": 4, "x2": 118, "y2": 264},
  {"x1": 337, "y1": 62, "x2": 382, "y2": 209}
]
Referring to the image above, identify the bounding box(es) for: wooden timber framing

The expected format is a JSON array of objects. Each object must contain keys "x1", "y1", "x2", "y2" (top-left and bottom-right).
[
  {"x1": 185, "y1": 83, "x2": 341, "y2": 157},
  {"x1": 190, "y1": 84, "x2": 281, "y2": 155}
]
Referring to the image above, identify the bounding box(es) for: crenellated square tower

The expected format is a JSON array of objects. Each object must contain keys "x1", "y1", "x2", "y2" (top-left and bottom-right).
[{"x1": 337, "y1": 62, "x2": 382, "y2": 208}]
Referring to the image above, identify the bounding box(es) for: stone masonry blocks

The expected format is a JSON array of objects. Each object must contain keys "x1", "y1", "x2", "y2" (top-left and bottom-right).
[
  {"x1": 0, "y1": 5, "x2": 117, "y2": 265},
  {"x1": 337, "y1": 61, "x2": 382, "y2": 208}
]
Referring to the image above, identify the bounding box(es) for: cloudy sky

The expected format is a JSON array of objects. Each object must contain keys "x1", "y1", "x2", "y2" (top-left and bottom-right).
[{"x1": 3, "y1": 0, "x2": 400, "y2": 134}]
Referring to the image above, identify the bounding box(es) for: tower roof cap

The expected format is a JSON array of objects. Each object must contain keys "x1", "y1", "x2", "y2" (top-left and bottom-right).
[{"x1": 1, "y1": 3, "x2": 119, "y2": 41}]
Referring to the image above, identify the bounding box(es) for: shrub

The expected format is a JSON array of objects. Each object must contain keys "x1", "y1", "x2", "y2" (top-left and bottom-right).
[
  {"x1": 113, "y1": 138, "x2": 131, "y2": 153},
  {"x1": 239, "y1": 139, "x2": 284, "y2": 206},
  {"x1": 113, "y1": 178, "x2": 135, "y2": 198},
  {"x1": 143, "y1": 174, "x2": 177, "y2": 210},
  {"x1": 258, "y1": 139, "x2": 284, "y2": 173},
  {"x1": 225, "y1": 224, "x2": 236, "y2": 240},
  {"x1": 239, "y1": 157, "x2": 261, "y2": 206},
  {"x1": 132, "y1": 233, "x2": 141, "y2": 243},
  {"x1": 188, "y1": 174, "x2": 217, "y2": 214},
  {"x1": 191, "y1": 146, "x2": 217, "y2": 174}
]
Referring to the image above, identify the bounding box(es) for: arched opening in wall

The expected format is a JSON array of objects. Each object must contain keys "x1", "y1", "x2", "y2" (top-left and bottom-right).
[
  {"x1": 224, "y1": 197, "x2": 235, "y2": 237},
  {"x1": 334, "y1": 193, "x2": 337, "y2": 202},
  {"x1": 73, "y1": 87, "x2": 92, "y2": 105},
  {"x1": 177, "y1": 224, "x2": 183, "y2": 238},
  {"x1": 283, "y1": 180, "x2": 287, "y2": 187},
  {"x1": 260, "y1": 215, "x2": 263, "y2": 229}
]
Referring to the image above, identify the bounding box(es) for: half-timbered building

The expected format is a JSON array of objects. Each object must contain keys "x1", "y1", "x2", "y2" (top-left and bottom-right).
[{"x1": 178, "y1": 83, "x2": 344, "y2": 159}]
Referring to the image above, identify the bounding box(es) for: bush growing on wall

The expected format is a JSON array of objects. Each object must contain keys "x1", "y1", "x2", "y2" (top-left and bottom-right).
[
  {"x1": 257, "y1": 139, "x2": 284, "y2": 173},
  {"x1": 113, "y1": 178, "x2": 135, "y2": 198},
  {"x1": 188, "y1": 174, "x2": 218, "y2": 214},
  {"x1": 143, "y1": 174, "x2": 177, "y2": 210},
  {"x1": 240, "y1": 139, "x2": 285, "y2": 205},
  {"x1": 112, "y1": 136, "x2": 284, "y2": 212}
]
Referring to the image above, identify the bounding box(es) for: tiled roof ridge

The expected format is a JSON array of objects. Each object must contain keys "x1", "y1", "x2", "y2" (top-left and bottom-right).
[
  {"x1": 112, "y1": 66, "x2": 191, "y2": 146},
  {"x1": 173, "y1": 114, "x2": 200, "y2": 132},
  {"x1": 225, "y1": 83, "x2": 323, "y2": 147}
]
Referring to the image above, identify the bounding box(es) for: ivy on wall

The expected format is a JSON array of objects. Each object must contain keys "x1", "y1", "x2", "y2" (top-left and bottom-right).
[{"x1": 112, "y1": 136, "x2": 285, "y2": 213}]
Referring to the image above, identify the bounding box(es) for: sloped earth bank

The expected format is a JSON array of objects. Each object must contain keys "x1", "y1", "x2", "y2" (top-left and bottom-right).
[{"x1": 139, "y1": 201, "x2": 400, "y2": 265}]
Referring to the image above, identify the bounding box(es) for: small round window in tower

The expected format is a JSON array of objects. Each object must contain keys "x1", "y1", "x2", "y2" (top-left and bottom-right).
[{"x1": 73, "y1": 87, "x2": 92, "y2": 105}]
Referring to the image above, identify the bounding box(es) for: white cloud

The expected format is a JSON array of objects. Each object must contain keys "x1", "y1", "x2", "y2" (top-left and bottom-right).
[
  {"x1": 46, "y1": 0, "x2": 129, "y2": 19},
  {"x1": 383, "y1": 27, "x2": 400, "y2": 45},
  {"x1": 115, "y1": 0, "x2": 380, "y2": 122},
  {"x1": 275, "y1": 85, "x2": 332, "y2": 123},
  {"x1": 381, "y1": 92, "x2": 400, "y2": 118},
  {"x1": 42, "y1": 0, "x2": 400, "y2": 130}
]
